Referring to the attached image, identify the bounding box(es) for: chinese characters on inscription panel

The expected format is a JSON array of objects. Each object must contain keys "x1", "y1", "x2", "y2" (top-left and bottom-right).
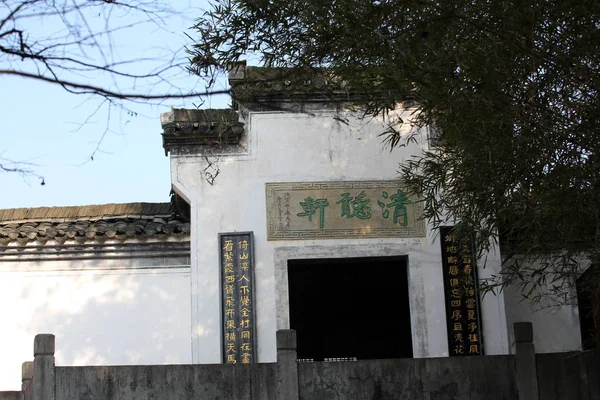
[
  {"x1": 221, "y1": 233, "x2": 255, "y2": 364},
  {"x1": 282, "y1": 188, "x2": 412, "y2": 230},
  {"x1": 441, "y1": 227, "x2": 483, "y2": 356},
  {"x1": 275, "y1": 193, "x2": 292, "y2": 229}
]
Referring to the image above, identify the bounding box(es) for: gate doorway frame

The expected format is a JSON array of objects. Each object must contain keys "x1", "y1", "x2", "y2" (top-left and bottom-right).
[{"x1": 273, "y1": 243, "x2": 435, "y2": 358}]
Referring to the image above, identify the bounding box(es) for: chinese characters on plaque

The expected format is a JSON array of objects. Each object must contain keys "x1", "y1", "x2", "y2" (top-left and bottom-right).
[
  {"x1": 266, "y1": 181, "x2": 426, "y2": 240},
  {"x1": 220, "y1": 232, "x2": 255, "y2": 364},
  {"x1": 440, "y1": 226, "x2": 484, "y2": 356}
]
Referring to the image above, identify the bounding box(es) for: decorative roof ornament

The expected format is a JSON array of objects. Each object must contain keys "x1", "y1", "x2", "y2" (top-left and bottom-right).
[{"x1": 160, "y1": 107, "x2": 244, "y2": 155}]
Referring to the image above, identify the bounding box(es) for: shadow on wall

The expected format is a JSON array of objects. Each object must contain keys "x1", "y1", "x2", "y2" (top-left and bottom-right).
[{"x1": 0, "y1": 261, "x2": 191, "y2": 390}]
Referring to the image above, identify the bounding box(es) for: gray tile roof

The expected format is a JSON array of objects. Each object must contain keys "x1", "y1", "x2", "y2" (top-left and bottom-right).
[{"x1": 0, "y1": 202, "x2": 190, "y2": 244}]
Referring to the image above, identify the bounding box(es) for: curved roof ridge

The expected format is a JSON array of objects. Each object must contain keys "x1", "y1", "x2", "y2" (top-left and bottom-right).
[{"x1": 0, "y1": 202, "x2": 173, "y2": 223}]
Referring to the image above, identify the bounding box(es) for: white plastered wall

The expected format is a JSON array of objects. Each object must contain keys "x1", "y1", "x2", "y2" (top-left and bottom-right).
[
  {"x1": 171, "y1": 108, "x2": 510, "y2": 363},
  {"x1": 502, "y1": 257, "x2": 588, "y2": 353},
  {"x1": 0, "y1": 241, "x2": 191, "y2": 391}
]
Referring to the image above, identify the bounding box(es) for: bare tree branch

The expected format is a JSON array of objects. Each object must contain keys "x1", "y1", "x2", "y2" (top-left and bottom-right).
[
  {"x1": 1, "y1": 0, "x2": 229, "y2": 178},
  {"x1": 0, "y1": 157, "x2": 45, "y2": 184},
  {"x1": 0, "y1": 69, "x2": 230, "y2": 99}
]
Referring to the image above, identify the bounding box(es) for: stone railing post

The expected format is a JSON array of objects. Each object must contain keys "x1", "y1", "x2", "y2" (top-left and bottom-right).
[
  {"x1": 514, "y1": 322, "x2": 539, "y2": 400},
  {"x1": 32, "y1": 335, "x2": 55, "y2": 400},
  {"x1": 276, "y1": 330, "x2": 299, "y2": 400},
  {"x1": 21, "y1": 362, "x2": 33, "y2": 400}
]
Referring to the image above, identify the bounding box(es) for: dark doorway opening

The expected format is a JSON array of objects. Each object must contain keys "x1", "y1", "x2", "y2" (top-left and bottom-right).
[{"x1": 288, "y1": 256, "x2": 413, "y2": 361}]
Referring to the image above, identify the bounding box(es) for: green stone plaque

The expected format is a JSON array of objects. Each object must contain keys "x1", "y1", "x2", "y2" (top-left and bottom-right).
[{"x1": 265, "y1": 181, "x2": 426, "y2": 240}]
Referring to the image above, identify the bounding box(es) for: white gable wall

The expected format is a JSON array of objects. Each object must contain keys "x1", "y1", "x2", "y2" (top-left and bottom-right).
[{"x1": 170, "y1": 108, "x2": 510, "y2": 363}]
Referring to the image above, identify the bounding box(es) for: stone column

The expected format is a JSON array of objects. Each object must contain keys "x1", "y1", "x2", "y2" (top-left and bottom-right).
[
  {"x1": 21, "y1": 362, "x2": 33, "y2": 400},
  {"x1": 276, "y1": 330, "x2": 299, "y2": 400},
  {"x1": 32, "y1": 335, "x2": 55, "y2": 400},
  {"x1": 514, "y1": 322, "x2": 539, "y2": 400}
]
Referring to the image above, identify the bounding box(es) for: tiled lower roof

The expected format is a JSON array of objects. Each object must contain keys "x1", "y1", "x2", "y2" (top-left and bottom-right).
[{"x1": 0, "y1": 202, "x2": 190, "y2": 244}]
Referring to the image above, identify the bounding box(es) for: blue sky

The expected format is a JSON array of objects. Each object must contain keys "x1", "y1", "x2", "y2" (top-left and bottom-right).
[{"x1": 0, "y1": 0, "x2": 229, "y2": 209}]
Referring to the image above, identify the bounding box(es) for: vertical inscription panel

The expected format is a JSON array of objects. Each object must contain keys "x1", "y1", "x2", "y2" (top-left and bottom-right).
[
  {"x1": 266, "y1": 181, "x2": 425, "y2": 240},
  {"x1": 440, "y1": 226, "x2": 484, "y2": 356},
  {"x1": 220, "y1": 232, "x2": 256, "y2": 364}
]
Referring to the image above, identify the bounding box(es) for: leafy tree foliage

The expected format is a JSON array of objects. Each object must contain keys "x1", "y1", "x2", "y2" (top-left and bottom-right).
[{"x1": 189, "y1": 0, "x2": 600, "y2": 312}]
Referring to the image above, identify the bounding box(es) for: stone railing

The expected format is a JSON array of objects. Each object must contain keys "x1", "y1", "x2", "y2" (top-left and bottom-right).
[{"x1": 2, "y1": 324, "x2": 597, "y2": 400}]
